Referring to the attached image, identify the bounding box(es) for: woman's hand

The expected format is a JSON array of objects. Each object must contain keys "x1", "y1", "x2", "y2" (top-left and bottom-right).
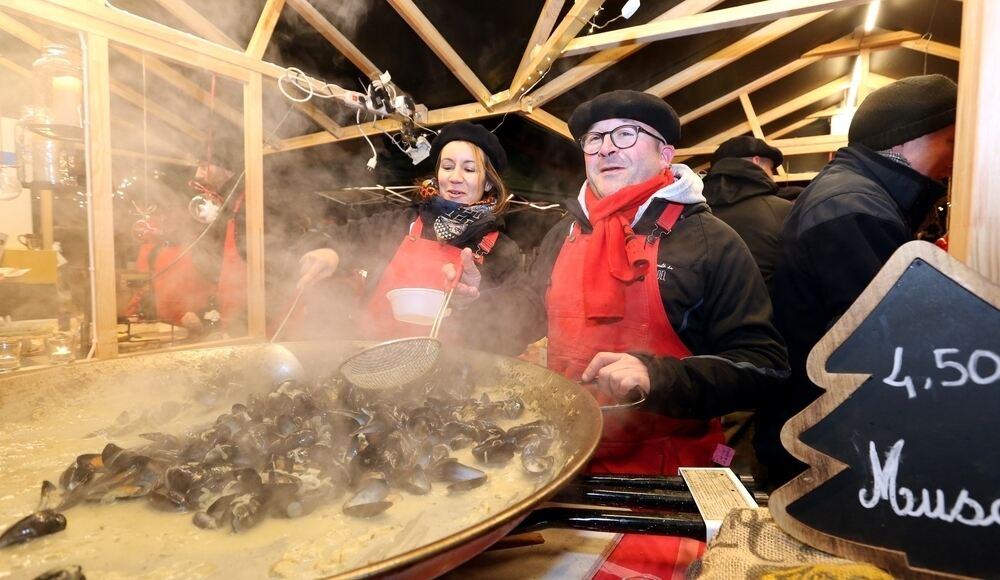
[
  {"x1": 443, "y1": 248, "x2": 482, "y2": 308},
  {"x1": 581, "y1": 352, "x2": 651, "y2": 400},
  {"x1": 297, "y1": 248, "x2": 340, "y2": 289}
]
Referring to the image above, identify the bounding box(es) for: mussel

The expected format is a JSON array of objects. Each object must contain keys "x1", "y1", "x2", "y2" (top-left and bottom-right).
[{"x1": 0, "y1": 510, "x2": 67, "y2": 547}]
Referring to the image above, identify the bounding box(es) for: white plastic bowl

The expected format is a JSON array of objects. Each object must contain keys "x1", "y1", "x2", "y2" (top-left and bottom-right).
[{"x1": 385, "y1": 288, "x2": 446, "y2": 326}]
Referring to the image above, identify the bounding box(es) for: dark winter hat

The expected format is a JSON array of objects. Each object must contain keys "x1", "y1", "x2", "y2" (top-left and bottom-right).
[
  {"x1": 711, "y1": 136, "x2": 784, "y2": 167},
  {"x1": 568, "y1": 90, "x2": 681, "y2": 145},
  {"x1": 848, "y1": 74, "x2": 957, "y2": 151},
  {"x1": 427, "y1": 122, "x2": 507, "y2": 173}
]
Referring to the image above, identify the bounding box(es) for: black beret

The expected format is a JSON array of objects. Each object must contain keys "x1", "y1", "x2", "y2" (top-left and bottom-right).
[
  {"x1": 711, "y1": 136, "x2": 784, "y2": 167},
  {"x1": 849, "y1": 74, "x2": 957, "y2": 151},
  {"x1": 427, "y1": 122, "x2": 507, "y2": 173},
  {"x1": 568, "y1": 90, "x2": 680, "y2": 145}
]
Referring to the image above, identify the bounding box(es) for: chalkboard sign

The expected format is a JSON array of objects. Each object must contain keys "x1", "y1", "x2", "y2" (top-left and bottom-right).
[{"x1": 769, "y1": 241, "x2": 1000, "y2": 579}]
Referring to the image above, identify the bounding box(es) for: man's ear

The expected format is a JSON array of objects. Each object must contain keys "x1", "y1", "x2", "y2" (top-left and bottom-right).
[{"x1": 660, "y1": 144, "x2": 676, "y2": 169}]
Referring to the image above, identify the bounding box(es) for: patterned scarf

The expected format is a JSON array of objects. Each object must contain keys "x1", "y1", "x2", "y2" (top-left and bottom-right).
[{"x1": 418, "y1": 195, "x2": 498, "y2": 247}]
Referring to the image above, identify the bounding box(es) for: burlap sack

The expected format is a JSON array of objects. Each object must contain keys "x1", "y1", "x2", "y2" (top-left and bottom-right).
[{"x1": 691, "y1": 507, "x2": 893, "y2": 579}]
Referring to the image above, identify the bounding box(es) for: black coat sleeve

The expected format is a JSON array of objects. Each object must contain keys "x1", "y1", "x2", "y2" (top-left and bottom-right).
[
  {"x1": 315, "y1": 208, "x2": 418, "y2": 285},
  {"x1": 801, "y1": 212, "x2": 910, "y2": 327},
  {"x1": 463, "y1": 218, "x2": 569, "y2": 355},
  {"x1": 638, "y1": 215, "x2": 789, "y2": 419}
]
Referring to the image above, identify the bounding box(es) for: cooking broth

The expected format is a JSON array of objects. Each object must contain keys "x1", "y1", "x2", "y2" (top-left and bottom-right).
[{"x1": 0, "y1": 344, "x2": 590, "y2": 579}]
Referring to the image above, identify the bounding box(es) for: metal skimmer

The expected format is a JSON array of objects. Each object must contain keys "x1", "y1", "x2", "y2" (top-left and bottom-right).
[{"x1": 338, "y1": 262, "x2": 463, "y2": 390}]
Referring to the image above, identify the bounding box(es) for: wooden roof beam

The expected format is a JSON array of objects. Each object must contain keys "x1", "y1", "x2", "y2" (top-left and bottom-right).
[
  {"x1": 675, "y1": 76, "x2": 850, "y2": 160},
  {"x1": 284, "y1": 0, "x2": 382, "y2": 80},
  {"x1": 740, "y1": 92, "x2": 787, "y2": 176},
  {"x1": 0, "y1": 9, "x2": 47, "y2": 48},
  {"x1": 519, "y1": 108, "x2": 573, "y2": 141},
  {"x1": 900, "y1": 34, "x2": 960, "y2": 61},
  {"x1": 768, "y1": 105, "x2": 836, "y2": 139},
  {"x1": 857, "y1": 47, "x2": 871, "y2": 103},
  {"x1": 801, "y1": 29, "x2": 921, "y2": 57},
  {"x1": 149, "y1": 0, "x2": 241, "y2": 50},
  {"x1": 680, "y1": 56, "x2": 820, "y2": 124},
  {"x1": 386, "y1": 0, "x2": 493, "y2": 107},
  {"x1": 564, "y1": 0, "x2": 872, "y2": 57},
  {"x1": 529, "y1": 0, "x2": 725, "y2": 108},
  {"x1": 0, "y1": 10, "x2": 206, "y2": 141},
  {"x1": 110, "y1": 114, "x2": 197, "y2": 162},
  {"x1": 265, "y1": 98, "x2": 523, "y2": 154},
  {"x1": 513, "y1": 0, "x2": 566, "y2": 83},
  {"x1": 112, "y1": 45, "x2": 244, "y2": 127},
  {"x1": 679, "y1": 133, "x2": 847, "y2": 157},
  {"x1": 508, "y1": 0, "x2": 606, "y2": 98},
  {"x1": 0, "y1": 55, "x2": 31, "y2": 78},
  {"x1": 645, "y1": 11, "x2": 829, "y2": 98},
  {"x1": 246, "y1": 0, "x2": 286, "y2": 60},
  {"x1": 739, "y1": 93, "x2": 766, "y2": 139}
]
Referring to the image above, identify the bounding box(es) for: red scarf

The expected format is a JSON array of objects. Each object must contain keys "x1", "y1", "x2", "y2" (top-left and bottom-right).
[{"x1": 583, "y1": 171, "x2": 675, "y2": 320}]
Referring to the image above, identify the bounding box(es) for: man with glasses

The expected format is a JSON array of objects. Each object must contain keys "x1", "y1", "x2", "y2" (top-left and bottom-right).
[{"x1": 453, "y1": 90, "x2": 787, "y2": 478}]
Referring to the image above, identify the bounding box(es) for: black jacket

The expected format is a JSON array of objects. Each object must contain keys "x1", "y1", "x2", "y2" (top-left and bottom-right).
[
  {"x1": 756, "y1": 145, "x2": 947, "y2": 484},
  {"x1": 472, "y1": 195, "x2": 788, "y2": 420},
  {"x1": 703, "y1": 158, "x2": 792, "y2": 291}
]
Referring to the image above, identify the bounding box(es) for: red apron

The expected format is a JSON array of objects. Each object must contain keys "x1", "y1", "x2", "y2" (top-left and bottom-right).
[
  {"x1": 363, "y1": 217, "x2": 497, "y2": 340},
  {"x1": 217, "y1": 194, "x2": 247, "y2": 329},
  {"x1": 546, "y1": 203, "x2": 723, "y2": 578},
  {"x1": 135, "y1": 243, "x2": 214, "y2": 326}
]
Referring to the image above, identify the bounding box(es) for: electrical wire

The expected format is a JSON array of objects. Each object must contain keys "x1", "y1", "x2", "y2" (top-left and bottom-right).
[
  {"x1": 357, "y1": 109, "x2": 379, "y2": 170},
  {"x1": 493, "y1": 62, "x2": 554, "y2": 133},
  {"x1": 921, "y1": 0, "x2": 941, "y2": 75}
]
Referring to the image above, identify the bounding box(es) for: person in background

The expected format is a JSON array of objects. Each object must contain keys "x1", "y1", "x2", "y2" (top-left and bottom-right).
[
  {"x1": 703, "y1": 136, "x2": 792, "y2": 292},
  {"x1": 702, "y1": 136, "x2": 793, "y2": 483},
  {"x1": 296, "y1": 122, "x2": 522, "y2": 341},
  {"x1": 126, "y1": 207, "x2": 214, "y2": 334},
  {"x1": 448, "y1": 89, "x2": 788, "y2": 575},
  {"x1": 757, "y1": 74, "x2": 958, "y2": 488},
  {"x1": 192, "y1": 162, "x2": 247, "y2": 336}
]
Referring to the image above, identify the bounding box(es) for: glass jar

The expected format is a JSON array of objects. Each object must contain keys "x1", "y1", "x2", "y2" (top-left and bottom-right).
[
  {"x1": 0, "y1": 338, "x2": 22, "y2": 372},
  {"x1": 15, "y1": 105, "x2": 77, "y2": 187},
  {"x1": 46, "y1": 331, "x2": 76, "y2": 364},
  {"x1": 33, "y1": 44, "x2": 82, "y2": 129}
]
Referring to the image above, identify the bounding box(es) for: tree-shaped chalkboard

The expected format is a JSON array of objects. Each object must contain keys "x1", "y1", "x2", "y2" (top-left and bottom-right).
[{"x1": 770, "y1": 241, "x2": 1000, "y2": 579}]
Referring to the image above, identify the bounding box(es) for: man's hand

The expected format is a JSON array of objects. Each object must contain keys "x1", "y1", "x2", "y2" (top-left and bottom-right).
[
  {"x1": 443, "y1": 248, "x2": 482, "y2": 307},
  {"x1": 581, "y1": 352, "x2": 651, "y2": 400},
  {"x1": 297, "y1": 248, "x2": 339, "y2": 290}
]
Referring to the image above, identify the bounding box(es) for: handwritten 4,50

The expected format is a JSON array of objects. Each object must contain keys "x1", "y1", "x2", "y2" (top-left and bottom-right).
[{"x1": 884, "y1": 347, "x2": 1000, "y2": 399}]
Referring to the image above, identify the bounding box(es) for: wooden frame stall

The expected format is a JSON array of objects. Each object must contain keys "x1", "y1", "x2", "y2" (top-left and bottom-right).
[
  {"x1": 0, "y1": 0, "x2": 993, "y2": 364},
  {"x1": 0, "y1": 0, "x2": 264, "y2": 358}
]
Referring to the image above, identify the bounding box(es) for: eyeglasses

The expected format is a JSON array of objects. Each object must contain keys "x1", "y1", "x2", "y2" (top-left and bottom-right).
[{"x1": 579, "y1": 125, "x2": 666, "y2": 155}]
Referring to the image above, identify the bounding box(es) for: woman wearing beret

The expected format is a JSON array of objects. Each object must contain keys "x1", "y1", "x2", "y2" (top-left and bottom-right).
[{"x1": 296, "y1": 122, "x2": 522, "y2": 340}]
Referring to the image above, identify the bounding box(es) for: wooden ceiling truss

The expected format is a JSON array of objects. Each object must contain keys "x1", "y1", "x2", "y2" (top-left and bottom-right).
[
  {"x1": 0, "y1": 0, "x2": 967, "y2": 163},
  {"x1": 0, "y1": 0, "x2": 990, "y2": 359}
]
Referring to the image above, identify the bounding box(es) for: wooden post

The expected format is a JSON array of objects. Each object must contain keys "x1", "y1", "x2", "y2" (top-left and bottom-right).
[
  {"x1": 243, "y1": 72, "x2": 266, "y2": 339},
  {"x1": 39, "y1": 188, "x2": 54, "y2": 249},
  {"x1": 950, "y1": 0, "x2": 999, "y2": 284},
  {"x1": 84, "y1": 32, "x2": 118, "y2": 358}
]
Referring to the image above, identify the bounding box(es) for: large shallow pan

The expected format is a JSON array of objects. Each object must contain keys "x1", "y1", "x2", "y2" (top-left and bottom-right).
[{"x1": 0, "y1": 342, "x2": 601, "y2": 579}]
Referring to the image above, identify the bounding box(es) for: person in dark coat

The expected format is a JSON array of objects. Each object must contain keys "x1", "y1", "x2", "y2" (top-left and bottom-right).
[
  {"x1": 447, "y1": 87, "x2": 789, "y2": 580},
  {"x1": 702, "y1": 136, "x2": 793, "y2": 480},
  {"x1": 703, "y1": 136, "x2": 792, "y2": 292},
  {"x1": 756, "y1": 74, "x2": 957, "y2": 488}
]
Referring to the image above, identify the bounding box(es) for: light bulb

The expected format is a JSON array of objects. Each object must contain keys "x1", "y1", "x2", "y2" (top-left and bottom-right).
[{"x1": 0, "y1": 168, "x2": 22, "y2": 201}]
